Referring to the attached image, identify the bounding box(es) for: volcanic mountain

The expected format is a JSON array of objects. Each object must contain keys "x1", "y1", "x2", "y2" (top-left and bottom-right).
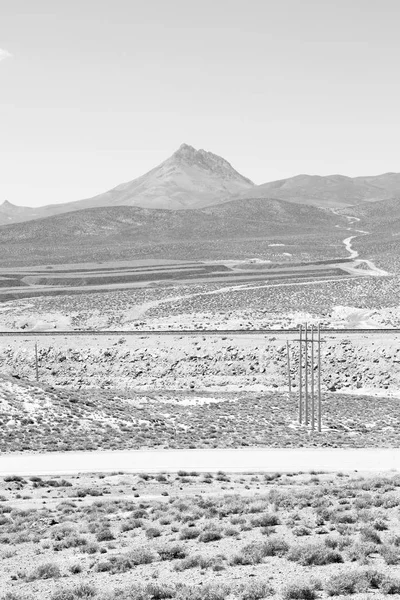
[{"x1": 0, "y1": 144, "x2": 254, "y2": 225}]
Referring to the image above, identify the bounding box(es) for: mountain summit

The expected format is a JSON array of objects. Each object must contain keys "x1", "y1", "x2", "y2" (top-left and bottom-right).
[{"x1": 86, "y1": 143, "x2": 254, "y2": 210}]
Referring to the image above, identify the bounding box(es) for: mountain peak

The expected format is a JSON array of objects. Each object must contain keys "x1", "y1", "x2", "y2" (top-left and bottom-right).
[
  {"x1": 172, "y1": 143, "x2": 198, "y2": 157},
  {"x1": 168, "y1": 144, "x2": 254, "y2": 187},
  {"x1": 176, "y1": 143, "x2": 196, "y2": 152},
  {"x1": 1, "y1": 200, "x2": 14, "y2": 207}
]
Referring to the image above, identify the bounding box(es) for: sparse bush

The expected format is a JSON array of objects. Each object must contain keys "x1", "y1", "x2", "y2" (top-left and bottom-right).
[
  {"x1": 223, "y1": 526, "x2": 239, "y2": 537},
  {"x1": 282, "y1": 584, "x2": 317, "y2": 600},
  {"x1": 359, "y1": 526, "x2": 381, "y2": 545},
  {"x1": 198, "y1": 529, "x2": 222, "y2": 543},
  {"x1": 262, "y1": 537, "x2": 289, "y2": 556},
  {"x1": 145, "y1": 583, "x2": 176, "y2": 600},
  {"x1": 250, "y1": 513, "x2": 280, "y2": 528},
  {"x1": 179, "y1": 527, "x2": 200, "y2": 540},
  {"x1": 50, "y1": 524, "x2": 76, "y2": 541},
  {"x1": 333, "y1": 510, "x2": 357, "y2": 524},
  {"x1": 237, "y1": 581, "x2": 274, "y2": 600},
  {"x1": 53, "y1": 534, "x2": 89, "y2": 551},
  {"x1": 231, "y1": 542, "x2": 265, "y2": 566},
  {"x1": 120, "y1": 518, "x2": 143, "y2": 531},
  {"x1": 175, "y1": 554, "x2": 225, "y2": 572},
  {"x1": 324, "y1": 537, "x2": 339, "y2": 549},
  {"x1": 96, "y1": 528, "x2": 114, "y2": 542},
  {"x1": 82, "y1": 542, "x2": 100, "y2": 554},
  {"x1": 380, "y1": 575, "x2": 400, "y2": 594},
  {"x1": 292, "y1": 525, "x2": 312, "y2": 537},
  {"x1": 69, "y1": 563, "x2": 83, "y2": 574},
  {"x1": 380, "y1": 544, "x2": 400, "y2": 565},
  {"x1": 26, "y1": 562, "x2": 61, "y2": 581},
  {"x1": 345, "y1": 541, "x2": 377, "y2": 564},
  {"x1": 95, "y1": 547, "x2": 156, "y2": 573},
  {"x1": 287, "y1": 543, "x2": 343, "y2": 566},
  {"x1": 175, "y1": 583, "x2": 229, "y2": 600},
  {"x1": 324, "y1": 570, "x2": 372, "y2": 595},
  {"x1": 4, "y1": 475, "x2": 25, "y2": 483},
  {"x1": 158, "y1": 544, "x2": 186, "y2": 561},
  {"x1": 146, "y1": 527, "x2": 161, "y2": 539},
  {"x1": 51, "y1": 583, "x2": 97, "y2": 599},
  {"x1": 373, "y1": 518, "x2": 388, "y2": 531}
]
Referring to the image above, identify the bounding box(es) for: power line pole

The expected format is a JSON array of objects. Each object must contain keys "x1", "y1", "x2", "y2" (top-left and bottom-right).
[
  {"x1": 318, "y1": 323, "x2": 322, "y2": 433},
  {"x1": 311, "y1": 325, "x2": 315, "y2": 432},
  {"x1": 304, "y1": 322, "x2": 308, "y2": 425},
  {"x1": 286, "y1": 340, "x2": 291, "y2": 394},
  {"x1": 35, "y1": 342, "x2": 39, "y2": 382},
  {"x1": 298, "y1": 324, "x2": 303, "y2": 424}
]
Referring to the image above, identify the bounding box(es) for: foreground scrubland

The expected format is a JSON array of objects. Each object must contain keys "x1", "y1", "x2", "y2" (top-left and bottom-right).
[
  {"x1": 1, "y1": 375, "x2": 400, "y2": 452},
  {"x1": 3, "y1": 471, "x2": 400, "y2": 599}
]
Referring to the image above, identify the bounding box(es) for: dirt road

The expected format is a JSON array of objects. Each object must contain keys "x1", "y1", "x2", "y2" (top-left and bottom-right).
[
  {"x1": 1, "y1": 448, "x2": 400, "y2": 476},
  {"x1": 332, "y1": 210, "x2": 389, "y2": 276}
]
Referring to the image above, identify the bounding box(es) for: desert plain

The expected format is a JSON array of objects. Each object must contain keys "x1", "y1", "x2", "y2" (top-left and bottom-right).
[{"x1": 1, "y1": 146, "x2": 400, "y2": 600}]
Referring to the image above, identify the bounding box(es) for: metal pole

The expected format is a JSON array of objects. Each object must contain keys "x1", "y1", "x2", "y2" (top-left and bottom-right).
[
  {"x1": 35, "y1": 342, "x2": 39, "y2": 382},
  {"x1": 311, "y1": 325, "x2": 315, "y2": 432},
  {"x1": 304, "y1": 322, "x2": 308, "y2": 425},
  {"x1": 318, "y1": 323, "x2": 322, "y2": 433},
  {"x1": 298, "y1": 325, "x2": 303, "y2": 424},
  {"x1": 286, "y1": 340, "x2": 291, "y2": 394}
]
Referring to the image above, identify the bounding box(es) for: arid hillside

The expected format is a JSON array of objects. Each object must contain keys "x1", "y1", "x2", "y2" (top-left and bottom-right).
[{"x1": 0, "y1": 199, "x2": 346, "y2": 266}]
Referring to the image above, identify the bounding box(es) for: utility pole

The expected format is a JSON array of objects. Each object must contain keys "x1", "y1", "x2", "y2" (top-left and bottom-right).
[
  {"x1": 286, "y1": 340, "x2": 291, "y2": 394},
  {"x1": 304, "y1": 322, "x2": 308, "y2": 425},
  {"x1": 298, "y1": 324, "x2": 303, "y2": 424},
  {"x1": 297, "y1": 323, "x2": 323, "y2": 432},
  {"x1": 311, "y1": 325, "x2": 315, "y2": 432},
  {"x1": 318, "y1": 323, "x2": 322, "y2": 433},
  {"x1": 35, "y1": 342, "x2": 39, "y2": 382}
]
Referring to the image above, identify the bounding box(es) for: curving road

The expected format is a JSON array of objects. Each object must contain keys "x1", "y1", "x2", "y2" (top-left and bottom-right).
[
  {"x1": 331, "y1": 209, "x2": 389, "y2": 277},
  {"x1": 0, "y1": 448, "x2": 400, "y2": 476}
]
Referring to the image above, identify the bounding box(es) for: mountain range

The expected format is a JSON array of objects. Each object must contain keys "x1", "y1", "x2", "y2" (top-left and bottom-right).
[{"x1": 1, "y1": 143, "x2": 400, "y2": 226}]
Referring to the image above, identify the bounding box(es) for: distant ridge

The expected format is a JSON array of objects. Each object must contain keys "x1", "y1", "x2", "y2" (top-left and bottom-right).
[
  {"x1": 1, "y1": 143, "x2": 400, "y2": 225},
  {"x1": 224, "y1": 172, "x2": 400, "y2": 209}
]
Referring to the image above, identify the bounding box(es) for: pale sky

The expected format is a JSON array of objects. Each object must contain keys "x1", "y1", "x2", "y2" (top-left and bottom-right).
[{"x1": 1, "y1": 0, "x2": 400, "y2": 207}]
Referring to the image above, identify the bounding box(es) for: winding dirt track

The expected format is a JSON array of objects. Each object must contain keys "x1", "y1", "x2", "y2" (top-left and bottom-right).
[
  {"x1": 1, "y1": 448, "x2": 400, "y2": 476},
  {"x1": 332, "y1": 210, "x2": 389, "y2": 277}
]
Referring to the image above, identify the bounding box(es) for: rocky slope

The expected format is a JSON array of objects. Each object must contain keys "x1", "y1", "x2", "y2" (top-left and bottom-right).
[{"x1": 1, "y1": 335, "x2": 398, "y2": 397}]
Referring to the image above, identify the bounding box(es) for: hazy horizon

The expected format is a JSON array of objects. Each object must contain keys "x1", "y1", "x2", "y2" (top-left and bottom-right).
[{"x1": 1, "y1": 0, "x2": 400, "y2": 207}]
